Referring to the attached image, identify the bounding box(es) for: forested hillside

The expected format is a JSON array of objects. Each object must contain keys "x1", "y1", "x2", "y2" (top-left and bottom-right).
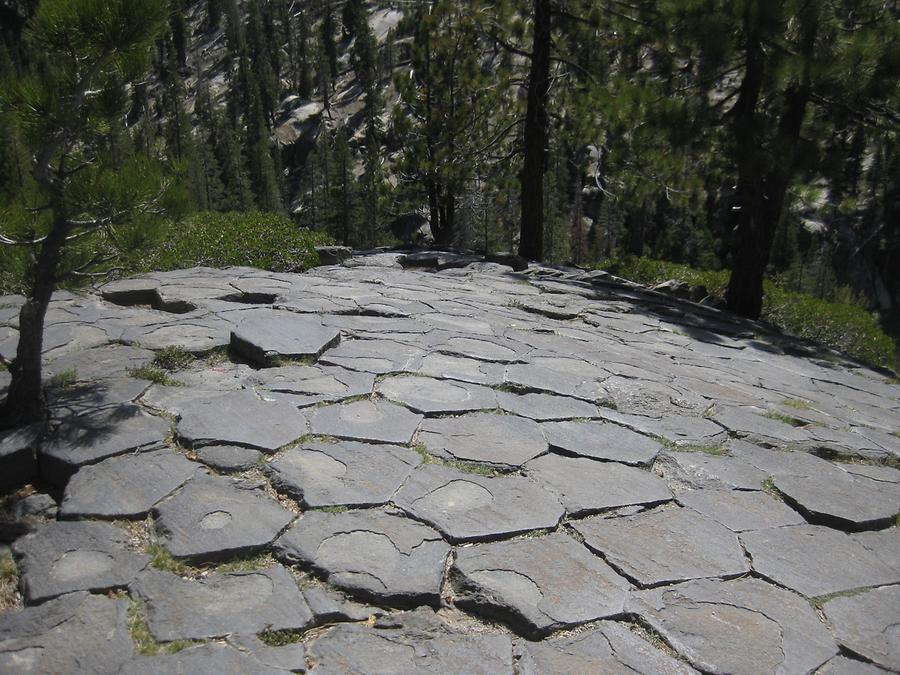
[{"x1": 0, "y1": 0, "x2": 897, "y2": 332}]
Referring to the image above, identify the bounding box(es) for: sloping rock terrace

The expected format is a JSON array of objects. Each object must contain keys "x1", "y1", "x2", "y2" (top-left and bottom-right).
[{"x1": 1, "y1": 251, "x2": 898, "y2": 673}]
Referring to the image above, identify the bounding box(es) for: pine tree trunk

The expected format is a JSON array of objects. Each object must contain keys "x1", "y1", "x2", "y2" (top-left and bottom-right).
[
  {"x1": 2, "y1": 217, "x2": 69, "y2": 429},
  {"x1": 518, "y1": 0, "x2": 551, "y2": 261}
]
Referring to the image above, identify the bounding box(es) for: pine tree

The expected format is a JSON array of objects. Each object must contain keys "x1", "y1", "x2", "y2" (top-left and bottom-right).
[{"x1": 0, "y1": 0, "x2": 170, "y2": 427}]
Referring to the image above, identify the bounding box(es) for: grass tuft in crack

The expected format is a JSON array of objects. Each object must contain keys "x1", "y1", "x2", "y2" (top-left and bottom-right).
[
  {"x1": 127, "y1": 598, "x2": 197, "y2": 655},
  {"x1": 128, "y1": 365, "x2": 184, "y2": 387},
  {"x1": 258, "y1": 628, "x2": 306, "y2": 646}
]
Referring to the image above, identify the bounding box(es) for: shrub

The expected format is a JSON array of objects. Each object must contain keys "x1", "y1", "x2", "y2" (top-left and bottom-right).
[{"x1": 133, "y1": 211, "x2": 332, "y2": 273}]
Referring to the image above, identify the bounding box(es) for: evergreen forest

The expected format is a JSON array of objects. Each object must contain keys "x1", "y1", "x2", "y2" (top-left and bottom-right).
[{"x1": 0, "y1": 0, "x2": 898, "y2": 375}]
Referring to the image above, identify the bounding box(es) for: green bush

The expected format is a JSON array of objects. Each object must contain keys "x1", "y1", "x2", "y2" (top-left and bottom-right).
[
  {"x1": 593, "y1": 256, "x2": 897, "y2": 372},
  {"x1": 133, "y1": 211, "x2": 332, "y2": 273}
]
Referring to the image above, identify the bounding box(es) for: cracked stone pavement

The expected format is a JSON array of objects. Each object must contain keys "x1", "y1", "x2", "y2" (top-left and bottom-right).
[{"x1": 1, "y1": 251, "x2": 899, "y2": 674}]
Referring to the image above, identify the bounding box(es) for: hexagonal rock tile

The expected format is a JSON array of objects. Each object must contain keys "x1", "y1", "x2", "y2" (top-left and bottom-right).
[
  {"x1": 524, "y1": 454, "x2": 672, "y2": 516},
  {"x1": 245, "y1": 364, "x2": 374, "y2": 407},
  {"x1": 676, "y1": 489, "x2": 805, "y2": 532},
  {"x1": 153, "y1": 474, "x2": 295, "y2": 563},
  {"x1": 504, "y1": 359, "x2": 608, "y2": 401},
  {"x1": 119, "y1": 643, "x2": 294, "y2": 675},
  {"x1": 319, "y1": 338, "x2": 424, "y2": 374},
  {"x1": 0, "y1": 424, "x2": 40, "y2": 491},
  {"x1": 572, "y1": 507, "x2": 749, "y2": 587},
  {"x1": 519, "y1": 621, "x2": 697, "y2": 675},
  {"x1": 42, "y1": 344, "x2": 155, "y2": 383},
  {"x1": 0, "y1": 592, "x2": 133, "y2": 674},
  {"x1": 274, "y1": 510, "x2": 450, "y2": 606},
  {"x1": 229, "y1": 309, "x2": 341, "y2": 366},
  {"x1": 176, "y1": 390, "x2": 309, "y2": 451},
  {"x1": 13, "y1": 521, "x2": 149, "y2": 603},
  {"x1": 309, "y1": 399, "x2": 423, "y2": 445},
  {"x1": 711, "y1": 405, "x2": 813, "y2": 447},
  {"x1": 418, "y1": 413, "x2": 547, "y2": 470},
  {"x1": 653, "y1": 450, "x2": 767, "y2": 491},
  {"x1": 437, "y1": 336, "x2": 523, "y2": 363},
  {"x1": 597, "y1": 409, "x2": 727, "y2": 447},
  {"x1": 852, "y1": 529, "x2": 900, "y2": 575},
  {"x1": 495, "y1": 391, "x2": 598, "y2": 421},
  {"x1": 39, "y1": 404, "x2": 171, "y2": 485},
  {"x1": 375, "y1": 375, "x2": 497, "y2": 415},
  {"x1": 227, "y1": 633, "x2": 307, "y2": 673},
  {"x1": 628, "y1": 577, "x2": 838, "y2": 675},
  {"x1": 267, "y1": 441, "x2": 421, "y2": 508},
  {"x1": 305, "y1": 610, "x2": 514, "y2": 674},
  {"x1": 739, "y1": 525, "x2": 900, "y2": 598},
  {"x1": 47, "y1": 378, "x2": 149, "y2": 419},
  {"x1": 394, "y1": 464, "x2": 564, "y2": 543},
  {"x1": 450, "y1": 532, "x2": 629, "y2": 639},
  {"x1": 542, "y1": 420, "x2": 664, "y2": 465},
  {"x1": 132, "y1": 565, "x2": 313, "y2": 642},
  {"x1": 416, "y1": 352, "x2": 506, "y2": 386},
  {"x1": 771, "y1": 461, "x2": 900, "y2": 530},
  {"x1": 60, "y1": 449, "x2": 200, "y2": 519},
  {"x1": 823, "y1": 585, "x2": 900, "y2": 672}
]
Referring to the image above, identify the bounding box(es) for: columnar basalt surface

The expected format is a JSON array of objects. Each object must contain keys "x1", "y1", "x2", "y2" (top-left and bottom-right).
[{"x1": 0, "y1": 252, "x2": 898, "y2": 672}]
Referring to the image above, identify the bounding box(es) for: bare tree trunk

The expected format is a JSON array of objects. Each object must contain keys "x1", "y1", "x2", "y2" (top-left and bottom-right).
[{"x1": 518, "y1": 0, "x2": 551, "y2": 261}]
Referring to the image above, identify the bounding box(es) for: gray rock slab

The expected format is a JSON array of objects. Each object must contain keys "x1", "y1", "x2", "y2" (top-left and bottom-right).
[
  {"x1": 653, "y1": 450, "x2": 768, "y2": 491},
  {"x1": 597, "y1": 376, "x2": 706, "y2": 416},
  {"x1": 437, "y1": 335, "x2": 523, "y2": 363},
  {"x1": 496, "y1": 391, "x2": 599, "y2": 421},
  {"x1": 227, "y1": 633, "x2": 307, "y2": 672},
  {"x1": 47, "y1": 377, "x2": 149, "y2": 418},
  {"x1": 573, "y1": 506, "x2": 749, "y2": 586},
  {"x1": 416, "y1": 352, "x2": 506, "y2": 386},
  {"x1": 394, "y1": 464, "x2": 564, "y2": 543},
  {"x1": 310, "y1": 399, "x2": 423, "y2": 444},
  {"x1": 267, "y1": 440, "x2": 421, "y2": 508},
  {"x1": 525, "y1": 454, "x2": 672, "y2": 516},
  {"x1": 43, "y1": 344, "x2": 155, "y2": 382},
  {"x1": 519, "y1": 621, "x2": 698, "y2": 675},
  {"x1": 504, "y1": 357, "x2": 608, "y2": 400},
  {"x1": 176, "y1": 390, "x2": 309, "y2": 451},
  {"x1": 771, "y1": 461, "x2": 900, "y2": 530},
  {"x1": 121, "y1": 318, "x2": 232, "y2": 353},
  {"x1": 376, "y1": 375, "x2": 497, "y2": 415},
  {"x1": 451, "y1": 532, "x2": 629, "y2": 638},
  {"x1": 823, "y1": 585, "x2": 900, "y2": 671},
  {"x1": 275, "y1": 509, "x2": 449, "y2": 606},
  {"x1": 596, "y1": 409, "x2": 727, "y2": 447},
  {"x1": 305, "y1": 611, "x2": 514, "y2": 674},
  {"x1": 194, "y1": 444, "x2": 263, "y2": 471},
  {"x1": 818, "y1": 656, "x2": 891, "y2": 675},
  {"x1": 712, "y1": 405, "x2": 813, "y2": 447},
  {"x1": 230, "y1": 309, "x2": 341, "y2": 366},
  {"x1": 39, "y1": 404, "x2": 171, "y2": 485},
  {"x1": 739, "y1": 525, "x2": 900, "y2": 597},
  {"x1": 301, "y1": 585, "x2": 385, "y2": 625},
  {"x1": 542, "y1": 420, "x2": 664, "y2": 465},
  {"x1": 60, "y1": 449, "x2": 200, "y2": 519},
  {"x1": 628, "y1": 577, "x2": 837, "y2": 675},
  {"x1": 852, "y1": 529, "x2": 900, "y2": 575},
  {"x1": 13, "y1": 520, "x2": 148, "y2": 603},
  {"x1": 319, "y1": 338, "x2": 424, "y2": 374},
  {"x1": 119, "y1": 643, "x2": 292, "y2": 675},
  {"x1": 676, "y1": 489, "x2": 805, "y2": 532},
  {"x1": 245, "y1": 364, "x2": 374, "y2": 407},
  {"x1": 153, "y1": 474, "x2": 294, "y2": 562},
  {"x1": 0, "y1": 424, "x2": 40, "y2": 491},
  {"x1": 418, "y1": 412, "x2": 547, "y2": 469},
  {"x1": 0, "y1": 592, "x2": 133, "y2": 674},
  {"x1": 133, "y1": 564, "x2": 313, "y2": 641}
]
